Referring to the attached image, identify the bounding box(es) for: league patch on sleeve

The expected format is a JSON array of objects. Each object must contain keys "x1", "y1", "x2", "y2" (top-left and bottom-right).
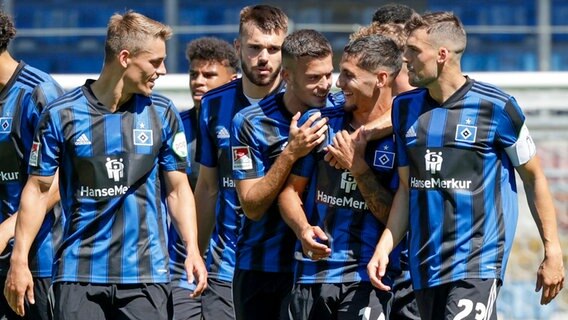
[
  {"x1": 29, "y1": 141, "x2": 40, "y2": 167},
  {"x1": 232, "y1": 146, "x2": 253, "y2": 170},
  {"x1": 172, "y1": 132, "x2": 188, "y2": 159}
]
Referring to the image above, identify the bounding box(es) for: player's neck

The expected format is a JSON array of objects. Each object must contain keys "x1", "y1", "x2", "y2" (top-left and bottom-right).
[
  {"x1": 241, "y1": 74, "x2": 282, "y2": 100},
  {"x1": 91, "y1": 72, "x2": 129, "y2": 113},
  {"x1": 428, "y1": 71, "x2": 467, "y2": 104},
  {"x1": 0, "y1": 52, "x2": 19, "y2": 89},
  {"x1": 352, "y1": 90, "x2": 392, "y2": 128}
]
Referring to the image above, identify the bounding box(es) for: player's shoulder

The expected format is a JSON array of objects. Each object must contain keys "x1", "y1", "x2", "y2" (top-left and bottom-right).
[
  {"x1": 202, "y1": 78, "x2": 242, "y2": 101},
  {"x1": 468, "y1": 78, "x2": 512, "y2": 106},
  {"x1": 44, "y1": 86, "x2": 84, "y2": 113},
  {"x1": 149, "y1": 92, "x2": 174, "y2": 109}
]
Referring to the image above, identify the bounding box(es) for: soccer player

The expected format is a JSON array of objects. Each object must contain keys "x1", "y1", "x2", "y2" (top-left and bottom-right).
[
  {"x1": 231, "y1": 29, "x2": 336, "y2": 319},
  {"x1": 0, "y1": 10, "x2": 65, "y2": 320},
  {"x1": 278, "y1": 34, "x2": 403, "y2": 320},
  {"x1": 368, "y1": 11, "x2": 565, "y2": 320},
  {"x1": 349, "y1": 22, "x2": 421, "y2": 320},
  {"x1": 193, "y1": 5, "x2": 288, "y2": 319},
  {"x1": 170, "y1": 36, "x2": 238, "y2": 320},
  {"x1": 3, "y1": 11, "x2": 207, "y2": 319}
]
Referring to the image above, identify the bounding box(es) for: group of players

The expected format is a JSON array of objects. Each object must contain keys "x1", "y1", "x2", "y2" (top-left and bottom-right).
[{"x1": 0, "y1": 2, "x2": 564, "y2": 320}]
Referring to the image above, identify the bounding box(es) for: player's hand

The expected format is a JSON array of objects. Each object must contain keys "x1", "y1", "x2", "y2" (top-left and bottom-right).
[
  {"x1": 287, "y1": 112, "x2": 328, "y2": 160},
  {"x1": 535, "y1": 247, "x2": 564, "y2": 305},
  {"x1": 184, "y1": 251, "x2": 208, "y2": 298},
  {"x1": 3, "y1": 263, "x2": 34, "y2": 316},
  {"x1": 324, "y1": 129, "x2": 354, "y2": 170},
  {"x1": 367, "y1": 246, "x2": 391, "y2": 291},
  {"x1": 299, "y1": 225, "x2": 331, "y2": 261}
]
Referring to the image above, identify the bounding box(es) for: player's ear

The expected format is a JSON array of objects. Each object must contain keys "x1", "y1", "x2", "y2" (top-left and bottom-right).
[{"x1": 118, "y1": 49, "x2": 130, "y2": 68}]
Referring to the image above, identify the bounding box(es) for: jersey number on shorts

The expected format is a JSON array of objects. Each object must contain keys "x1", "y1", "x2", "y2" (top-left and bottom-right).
[
  {"x1": 454, "y1": 299, "x2": 487, "y2": 320},
  {"x1": 358, "y1": 307, "x2": 385, "y2": 320}
]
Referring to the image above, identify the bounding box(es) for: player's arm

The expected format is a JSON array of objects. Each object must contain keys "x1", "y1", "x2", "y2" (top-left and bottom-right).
[
  {"x1": 162, "y1": 169, "x2": 207, "y2": 297},
  {"x1": 0, "y1": 172, "x2": 60, "y2": 254},
  {"x1": 278, "y1": 174, "x2": 331, "y2": 260},
  {"x1": 367, "y1": 166, "x2": 410, "y2": 291},
  {"x1": 325, "y1": 128, "x2": 393, "y2": 223},
  {"x1": 516, "y1": 156, "x2": 564, "y2": 305},
  {"x1": 235, "y1": 112, "x2": 328, "y2": 221},
  {"x1": 362, "y1": 108, "x2": 393, "y2": 141},
  {"x1": 4, "y1": 174, "x2": 55, "y2": 316},
  {"x1": 194, "y1": 165, "x2": 219, "y2": 254}
]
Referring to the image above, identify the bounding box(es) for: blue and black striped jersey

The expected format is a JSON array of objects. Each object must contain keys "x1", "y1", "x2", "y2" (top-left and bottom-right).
[
  {"x1": 231, "y1": 92, "x2": 342, "y2": 273},
  {"x1": 190, "y1": 78, "x2": 284, "y2": 281},
  {"x1": 291, "y1": 106, "x2": 401, "y2": 285},
  {"x1": 29, "y1": 80, "x2": 187, "y2": 284},
  {"x1": 0, "y1": 62, "x2": 65, "y2": 277},
  {"x1": 393, "y1": 77, "x2": 529, "y2": 290}
]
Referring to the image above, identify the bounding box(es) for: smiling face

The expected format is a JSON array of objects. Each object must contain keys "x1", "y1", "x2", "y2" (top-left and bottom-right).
[
  {"x1": 122, "y1": 37, "x2": 167, "y2": 97},
  {"x1": 283, "y1": 54, "x2": 334, "y2": 110},
  {"x1": 236, "y1": 22, "x2": 285, "y2": 87},
  {"x1": 403, "y1": 28, "x2": 440, "y2": 88},
  {"x1": 336, "y1": 54, "x2": 378, "y2": 113},
  {"x1": 189, "y1": 59, "x2": 236, "y2": 108}
]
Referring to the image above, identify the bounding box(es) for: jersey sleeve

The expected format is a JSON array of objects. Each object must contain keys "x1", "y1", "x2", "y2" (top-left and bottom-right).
[
  {"x1": 28, "y1": 110, "x2": 61, "y2": 176},
  {"x1": 179, "y1": 109, "x2": 194, "y2": 175},
  {"x1": 195, "y1": 97, "x2": 216, "y2": 167},
  {"x1": 159, "y1": 102, "x2": 188, "y2": 172},
  {"x1": 392, "y1": 98, "x2": 409, "y2": 168},
  {"x1": 22, "y1": 81, "x2": 65, "y2": 164},
  {"x1": 495, "y1": 97, "x2": 536, "y2": 167},
  {"x1": 230, "y1": 110, "x2": 264, "y2": 180}
]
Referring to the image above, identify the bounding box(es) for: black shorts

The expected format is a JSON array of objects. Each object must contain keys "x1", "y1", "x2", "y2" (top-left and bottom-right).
[
  {"x1": 391, "y1": 271, "x2": 420, "y2": 320},
  {"x1": 414, "y1": 278, "x2": 501, "y2": 320},
  {"x1": 52, "y1": 282, "x2": 171, "y2": 320},
  {"x1": 286, "y1": 282, "x2": 393, "y2": 320},
  {"x1": 202, "y1": 278, "x2": 234, "y2": 319},
  {"x1": 232, "y1": 269, "x2": 293, "y2": 320},
  {"x1": 171, "y1": 285, "x2": 202, "y2": 320}
]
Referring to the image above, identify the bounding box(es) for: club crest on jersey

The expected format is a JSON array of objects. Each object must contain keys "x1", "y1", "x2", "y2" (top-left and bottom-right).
[
  {"x1": 0, "y1": 117, "x2": 12, "y2": 133},
  {"x1": 134, "y1": 129, "x2": 153, "y2": 146},
  {"x1": 232, "y1": 146, "x2": 253, "y2": 170},
  {"x1": 455, "y1": 124, "x2": 477, "y2": 143},
  {"x1": 29, "y1": 141, "x2": 40, "y2": 167},
  {"x1": 172, "y1": 132, "x2": 188, "y2": 158},
  {"x1": 374, "y1": 145, "x2": 395, "y2": 169}
]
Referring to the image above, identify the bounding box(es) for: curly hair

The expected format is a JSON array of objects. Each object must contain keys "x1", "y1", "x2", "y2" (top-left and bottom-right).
[
  {"x1": 0, "y1": 10, "x2": 16, "y2": 53},
  {"x1": 186, "y1": 37, "x2": 239, "y2": 73}
]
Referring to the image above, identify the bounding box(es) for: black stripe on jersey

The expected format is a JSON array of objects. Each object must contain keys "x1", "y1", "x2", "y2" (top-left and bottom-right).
[
  {"x1": 494, "y1": 162, "x2": 506, "y2": 276},
  {"x1": 343, "y1": 211, "x2": 364, "y2": 283},
  {"x1": 21, "y1": 67, "x2": 45, "y2": 85},
  {"x1": 108, "y1": 204, "x2": 125, "y2": 280},
  {"x1": 470, "y1": 82, "x2": 509, "y2": 104},
  {"x1": 154, "y1": 176, "x2": 169, "y2": 278},
  {"x1": 11, "y1": 90, "x2": 26, "y2": 161},
  {"x1": 135, "y1": 173, "x2": 152, "y2": 281},
  {"x1": 439, "y1": 200, "x2": 456, "y2": 284},
  {"x1": 503, "y1": 100, "x2": 524, "y2": 135},
  {"x1": 416, "y1": 188, "x2": 430, "y2": 289},
  {"x1": 18, "y1": 74, "x2": 40, "y2": 89},
  {"x1": 48, "y1": 89, "x2": 83, "y2": 112}
]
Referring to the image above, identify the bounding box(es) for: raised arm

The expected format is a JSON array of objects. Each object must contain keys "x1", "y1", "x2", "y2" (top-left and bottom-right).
[
  {"x1": 235, "y1": 112, "x2": 327, "y2": 221},
  {"x1": 194, "y1": 165, "x2": 219, "y2": 254},
  {"x1": 4, "y1": 174, "x2": 55, "y2": 316},
  {"x1": 163, "y1": 169, "x2": 207, "y2": 297},
  {"x1": 516, "y1": 156, "x2": 564, "y2": 305}
]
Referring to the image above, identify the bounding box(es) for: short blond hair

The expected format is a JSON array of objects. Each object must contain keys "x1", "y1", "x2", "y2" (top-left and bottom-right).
[{"x1": 104, "y1": 10, "x2": 172, "y2": 62}]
